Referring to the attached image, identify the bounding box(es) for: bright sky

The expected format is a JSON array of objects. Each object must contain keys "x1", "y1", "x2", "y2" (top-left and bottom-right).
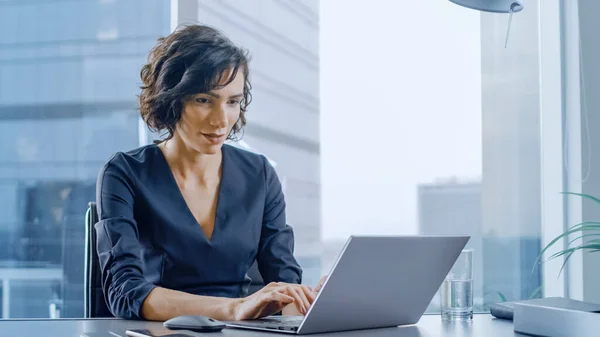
[{"x1": 320, "y1": 0, "x2": 483, "y2": 240}]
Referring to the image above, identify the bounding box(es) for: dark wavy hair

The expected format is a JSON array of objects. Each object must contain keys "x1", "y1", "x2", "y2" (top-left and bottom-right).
[{"x1": 139, "y1": 24, "x2": 252, "y2": 141}]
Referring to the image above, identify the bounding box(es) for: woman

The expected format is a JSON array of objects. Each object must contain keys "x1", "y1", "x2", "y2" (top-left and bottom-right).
[{"x1": 95, "y1": 24, "x2": 325, "y2": 321}]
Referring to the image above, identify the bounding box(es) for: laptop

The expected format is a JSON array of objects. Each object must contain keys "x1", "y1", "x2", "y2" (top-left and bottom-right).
[{"x1": 225, "y1": 235, "x2": 470, "y2": 334}]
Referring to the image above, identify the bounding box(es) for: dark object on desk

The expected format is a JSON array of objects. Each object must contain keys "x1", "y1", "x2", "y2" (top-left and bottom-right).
[
  {"x1": 489, "y1": 301, "x2": 516, "y2": 320},
  {"x1": 163, "y1": 315, "x2": 226, "y2": 332},
  {"x1": 490, "y1": 296, "x2": 600, "y2": 321}
]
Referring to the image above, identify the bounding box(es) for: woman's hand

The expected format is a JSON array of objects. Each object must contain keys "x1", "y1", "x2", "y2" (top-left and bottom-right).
[
  {"x1": 281, "y1": 275, "x2": 328, "y2": 316},
  {"x1": 314, "y1": 275, "x2": 328, "y2": 293},
  {"x1": 233, "y1": 282, "x2": 316, "y2": 320}
]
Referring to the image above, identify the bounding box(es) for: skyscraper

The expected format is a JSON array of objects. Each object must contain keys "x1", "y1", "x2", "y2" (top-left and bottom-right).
[
  {"x1": 418, "y1": 175, "x2": 542, "y2": 310},
  {"x1": 193, "y1": 0, "x2": 322, "y2": 287},
  {"x1": 417, "y1": 178, "x2": 483, "y2": 311},
  {"x1": 480, "y1": 0, "x2": 543, "y2": 303}
]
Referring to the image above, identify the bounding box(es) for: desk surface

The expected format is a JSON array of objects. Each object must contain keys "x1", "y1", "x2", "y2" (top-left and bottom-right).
[{"x1": 3, "y1": 314, "x2": 527, "y2": 337}]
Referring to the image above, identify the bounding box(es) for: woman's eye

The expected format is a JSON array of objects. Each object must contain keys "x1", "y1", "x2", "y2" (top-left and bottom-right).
[
  {"x1": 196, "y1": 97, "x2": 210, "y2": 104},
  {"x1": 228, "y1": 100, "x2": 240, "y2": 105}
]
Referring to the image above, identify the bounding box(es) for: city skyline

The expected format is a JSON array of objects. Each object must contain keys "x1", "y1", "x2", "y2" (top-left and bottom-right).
[
  {"x1": 0, "y1": 0, "x2": 321, "y2": 317},
  {"x1": 0, "y1": 0, "x2": 546, "y2": 319}
]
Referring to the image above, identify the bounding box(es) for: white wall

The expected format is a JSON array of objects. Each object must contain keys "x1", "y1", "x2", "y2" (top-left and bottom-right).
[{"x1": 320, "y1": 0, "x2": 482, "y2": 240}]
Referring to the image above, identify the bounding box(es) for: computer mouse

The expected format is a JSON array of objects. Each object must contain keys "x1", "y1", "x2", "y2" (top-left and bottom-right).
[{"x1": 163, "y1": 315, "x2": 226, "y2": 332}]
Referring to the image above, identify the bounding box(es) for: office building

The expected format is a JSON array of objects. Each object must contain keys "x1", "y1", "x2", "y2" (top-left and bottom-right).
[
  {"x1": 480, "y1": 0, "x2": 543, "y2": 304},
  {"x1": 0, "y1": 0, "x2": 320, "y2": 318},
  {"x1": 418, "y1": 176, "x2": 542, "y2": 310},
  {"x1": 417, "y1": 178, "x2": 483, "y2": 311},
  {"x1": 194, "y1": 0, "x2": 322, "y2": 288}
]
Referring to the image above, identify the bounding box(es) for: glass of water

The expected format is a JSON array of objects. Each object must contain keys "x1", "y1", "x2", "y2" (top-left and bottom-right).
[{"x1": 441, "y1": 249, "x2": 473, "y2": 321}]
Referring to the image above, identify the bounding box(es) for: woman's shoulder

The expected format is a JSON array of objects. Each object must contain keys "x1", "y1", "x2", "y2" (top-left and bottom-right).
[
  {"x1": 223, "y1": 143, "x2": 279, "y2": 185},
  {"x1": 99, "y1": 144, "x2": 160, "y2": 176},
  {"x1": 223, "y1": 143, "x2": 270, "y2": 173},
  {"x1": 106, "y1": 144, "x2": 158, "y2": 165}
]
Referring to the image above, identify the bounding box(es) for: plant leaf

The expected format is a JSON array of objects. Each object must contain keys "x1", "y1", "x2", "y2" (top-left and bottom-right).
[
  {"x1": 497, "y1": 291, "x2": 507, "y2": 302},
  {"x1": 555, "y1": 244, "x2": 600, "y2": 275},
  {"x1": 567, "y1": 234, "x2": 600, "y2": 247},
  {"x1": 549, "y1": 243, "x2": 600, "y2": 259},
  {"x1": 538, "y1": 224, "x2": 600, "y2": 251},
  {"x1": 561, "y1": 192, "x2": 600, "y2": 205},
  {"x1": 548, "y1": 244, "x2": 600, "y2": 268},
  {"x1": 549, "y1": 243, "x2": 600, "y2": 276},
  {"x1": 566, "y1": 222, "x2": 600, "y2": 231},
  {"x1": 558, "y1": 250, "x2": 574, "y2": 277},
  {"x1": 534, "y1": 191, "x2": 600, "y2": 275},
  {"x1": 536, "y1": 223, "x2": 600, "y2": 268},
  {"x1": 528, "y1": 286, "x2": 543, "y2": 299},
  {"x1": 549, "y1": 247, "x2": 580, "y2": 260}
]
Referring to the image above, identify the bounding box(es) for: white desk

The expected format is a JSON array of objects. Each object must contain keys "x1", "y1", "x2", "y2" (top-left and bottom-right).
[
  {"x1": 0, "y1": 267, "x2": 63, "y2": 318},
  {"x1": 1, "y1": 314, "x2": 525, "y2": 337}
]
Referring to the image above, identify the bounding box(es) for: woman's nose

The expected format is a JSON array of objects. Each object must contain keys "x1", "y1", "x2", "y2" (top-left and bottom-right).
[{"x1": 209, "y1": 105, "x2": 228, "y2": 128}]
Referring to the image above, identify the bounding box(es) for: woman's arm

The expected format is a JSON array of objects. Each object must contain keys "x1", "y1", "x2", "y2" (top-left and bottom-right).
[
  {"x1": 140, "y1": 287, "x2": 237, "y2": 321},
  {"x1": 255, "y1": 156, "x2": 316, "y2": 315}
]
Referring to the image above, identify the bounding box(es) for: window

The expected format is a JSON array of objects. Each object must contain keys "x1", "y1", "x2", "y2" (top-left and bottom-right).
[
  {"x1": 0, "y1": 0, "x2": 320, "y2": 318},
  {"x1": 320, "y1": 0, "x2": 544, "y2": 313},
  {"x1": 1, "y1": 0, "x2": 569, "y2": 319},
  {"x1": 0, "y1": 0, "x2": 170, "y2": 318}
]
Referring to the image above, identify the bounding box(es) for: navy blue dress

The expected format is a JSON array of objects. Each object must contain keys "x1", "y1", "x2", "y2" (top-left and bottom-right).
[{"x1": 95, "y1": 143, "x2": 302, "y2": 319}]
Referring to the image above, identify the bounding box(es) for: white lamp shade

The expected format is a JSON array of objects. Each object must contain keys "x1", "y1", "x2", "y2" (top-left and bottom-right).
[{"x1": 449, "y1": 0, "x2": 524, "y2": 13}]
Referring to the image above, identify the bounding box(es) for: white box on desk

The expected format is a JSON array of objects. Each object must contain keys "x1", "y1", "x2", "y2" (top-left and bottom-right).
[{"x1": 513, "y1": 302, "x2": 600, "y2": 337}]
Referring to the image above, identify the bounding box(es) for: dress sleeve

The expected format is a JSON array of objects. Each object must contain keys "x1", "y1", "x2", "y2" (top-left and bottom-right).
[
  {"x1": 255, "y1": 156, "x2": 303, "y2": 285},
  {"x1": 95, "y1": 155, "x2": 157, "y2": 319}
]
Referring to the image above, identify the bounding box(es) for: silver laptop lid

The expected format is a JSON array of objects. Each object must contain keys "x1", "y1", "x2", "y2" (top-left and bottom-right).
[{"x1": 298, "y1": 235, "x2": 469, "y2": 334}]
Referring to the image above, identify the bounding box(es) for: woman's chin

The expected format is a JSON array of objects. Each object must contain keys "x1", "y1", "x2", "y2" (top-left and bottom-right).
[{"x1": 195, "y1": 143, "x2": 223, "y2": 155}]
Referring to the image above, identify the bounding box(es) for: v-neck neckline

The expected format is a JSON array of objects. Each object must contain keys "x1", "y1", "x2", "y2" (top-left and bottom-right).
[{"x1": 153, "y1": 143, "x2": 228, "y2": 245}]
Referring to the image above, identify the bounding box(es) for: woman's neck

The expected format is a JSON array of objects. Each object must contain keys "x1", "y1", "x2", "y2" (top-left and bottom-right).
[{"x1": 158, "y1": 135, "x2": 222, "y2": 184}]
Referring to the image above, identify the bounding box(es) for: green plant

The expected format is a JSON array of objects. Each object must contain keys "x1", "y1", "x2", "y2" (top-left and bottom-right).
[{"x1": 536, "y1": 192, "x2": 600, "y2": 275}]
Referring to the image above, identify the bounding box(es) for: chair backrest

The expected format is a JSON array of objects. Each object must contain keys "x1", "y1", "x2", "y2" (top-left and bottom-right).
[
  {"x1": 247, "y1": 260, "x2": 265, "y2": 295},
  {"x1": 84, "y1": 202, "x2": 113, "y2": 318}
]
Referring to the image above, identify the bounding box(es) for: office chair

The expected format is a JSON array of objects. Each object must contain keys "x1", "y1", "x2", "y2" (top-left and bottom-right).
[
  {"x1": 59, "y1": 182, "x2": 96, "y2": 318},
  {"x1": 84, "y1": 202, "x2": 113, "y2": 318},
  {"x1": 247, "y1": 260, "x2": 265, "y2": 295}
]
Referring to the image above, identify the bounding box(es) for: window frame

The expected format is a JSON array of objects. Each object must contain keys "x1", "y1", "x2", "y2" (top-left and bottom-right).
[{"x1": 539, "y1": 0, "x2": 568, "y2": 298}]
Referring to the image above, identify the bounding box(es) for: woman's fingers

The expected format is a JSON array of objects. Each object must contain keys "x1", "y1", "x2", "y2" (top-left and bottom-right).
[
  {"x1": 297, "y1": 287, "x2": 313, "y2": 312},
  {"x1": 277, "y1": 285, "x2": 304, "y2": 314},
  {"x1": 288, "y1": 287, "x2": 310, "y2": 314},
  {"x1": 258, "y1": 291, "x2": 294, "y2": 317},
  {"x1": 270, "y1": 291, "x2": 295, "y2": 305},
  {"x1": 258, "y1": 282, "x2": 321, "y2": 317},
  {"x1": 300, "y1": 285, "x2": 316, "y2": 303},
  {"x1": 315, "y1": 275, "x2": 328, "y2": 293}
]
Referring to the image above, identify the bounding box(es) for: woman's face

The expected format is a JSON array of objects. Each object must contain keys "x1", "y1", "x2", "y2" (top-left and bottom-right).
[{"x1": 176, "y1": 68, "x2": 244, "y2": 155}]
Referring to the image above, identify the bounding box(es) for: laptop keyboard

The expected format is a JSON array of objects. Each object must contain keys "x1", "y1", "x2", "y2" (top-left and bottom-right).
[
  {"x1": 237, "y1": 316, "x2": 304, "y2": 331},
  {"x1": 263, "y1": 317, "x2": 303, "y2": 325}
]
